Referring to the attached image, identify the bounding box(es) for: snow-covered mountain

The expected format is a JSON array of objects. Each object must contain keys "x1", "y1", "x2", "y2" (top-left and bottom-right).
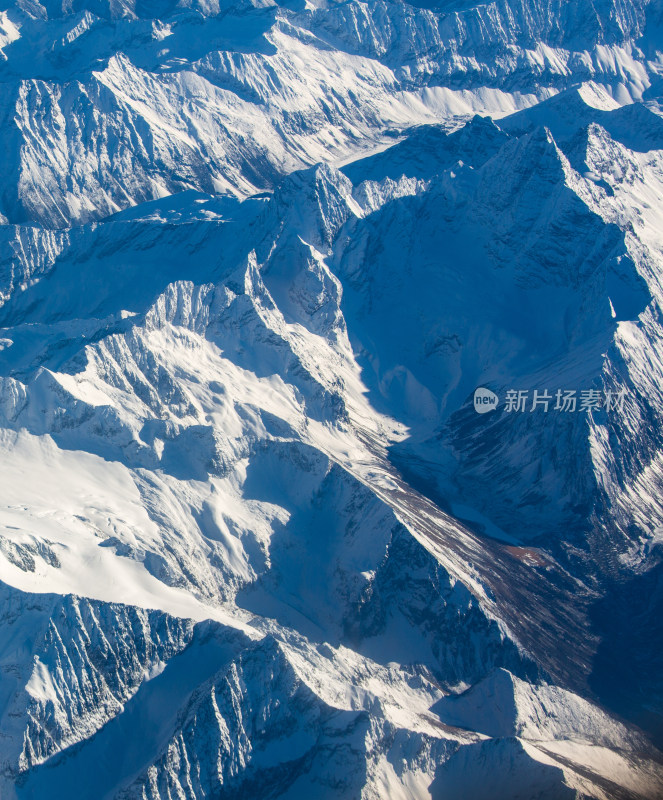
[
  {"x1": 0, "y1": 1, "x2": 663, "y2": 798},
  {"x1": 0, "y1": 0, "x2": 659, "y2": 226}
]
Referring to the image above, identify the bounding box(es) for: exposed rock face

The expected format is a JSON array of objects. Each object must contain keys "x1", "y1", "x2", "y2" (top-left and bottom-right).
[{"x1": 0, "y1": 2, "x2": 663, "y2": 799}]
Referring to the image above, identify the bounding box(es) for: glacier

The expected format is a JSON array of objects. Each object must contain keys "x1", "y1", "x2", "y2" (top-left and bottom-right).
[{"x1": 0, "y1": 0, "x2": 662, "y2": 798}]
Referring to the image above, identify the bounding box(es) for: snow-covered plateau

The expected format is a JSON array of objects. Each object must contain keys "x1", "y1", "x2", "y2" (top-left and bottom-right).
[{"x1": 0, "y1": 0, "x2": 663, "y2": 798}]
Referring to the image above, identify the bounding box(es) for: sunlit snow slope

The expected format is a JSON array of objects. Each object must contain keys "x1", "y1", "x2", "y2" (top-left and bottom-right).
[{"x1": 0, "y1": 1, "x2": 663, "y2": 799}]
